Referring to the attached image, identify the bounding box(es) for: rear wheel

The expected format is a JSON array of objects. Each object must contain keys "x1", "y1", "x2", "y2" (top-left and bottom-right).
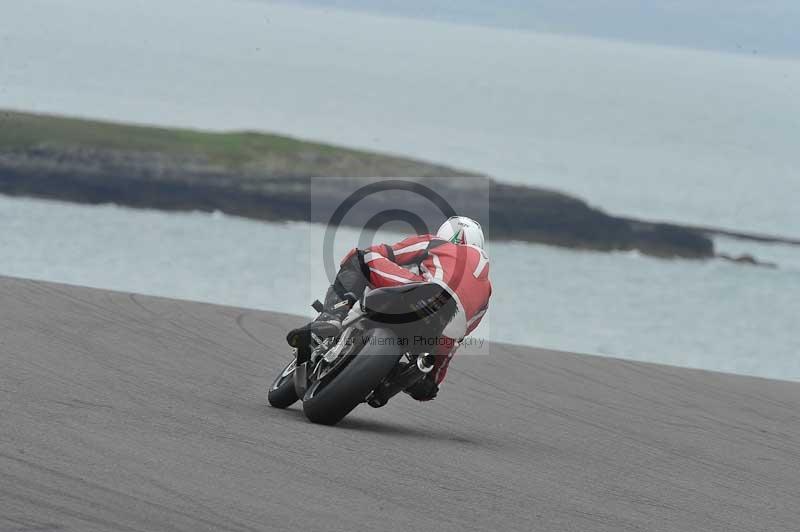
[
  {"x1": 268, "y1": 358, "x2": 299, "y2": 409},
  {"x1": 302, "y1": 328, "x2": 401, "y2": 425}
]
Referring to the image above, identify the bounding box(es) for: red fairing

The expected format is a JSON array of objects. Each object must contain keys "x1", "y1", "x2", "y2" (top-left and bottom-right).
[{"x1": 345, "y1": 234, "x2": 492, "y2": 385}]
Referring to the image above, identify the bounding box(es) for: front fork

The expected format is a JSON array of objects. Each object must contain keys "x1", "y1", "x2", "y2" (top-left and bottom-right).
[{"x1": 293, "y1": 308, "x2": 365, "y2": 399}]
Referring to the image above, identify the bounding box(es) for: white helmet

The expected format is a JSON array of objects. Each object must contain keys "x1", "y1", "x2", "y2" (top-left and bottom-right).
[{"x1": 436, "y1": 216, "x2": 485, "y2": 249}]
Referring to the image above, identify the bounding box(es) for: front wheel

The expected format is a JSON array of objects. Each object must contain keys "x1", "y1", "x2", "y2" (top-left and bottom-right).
[
  {"x1": 268, "y1": 358, "x2": 299, "y2": 409},
  {"x1": 302, "y1": 328, "x2": 402, "y2": 425}
]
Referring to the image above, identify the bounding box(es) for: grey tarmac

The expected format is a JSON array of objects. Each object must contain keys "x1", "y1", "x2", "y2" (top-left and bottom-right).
[{"x1": 1, "y1": 276, "x2": 798, "y2": 532}]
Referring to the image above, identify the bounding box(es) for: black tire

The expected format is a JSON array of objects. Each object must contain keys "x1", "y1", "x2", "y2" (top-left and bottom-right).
[
  {"x1": 302, "y1": 328, "x2": 401, "y2": 425},
  {"x1": 268, "y1": 358, "x2": 299, "y2": 409}
]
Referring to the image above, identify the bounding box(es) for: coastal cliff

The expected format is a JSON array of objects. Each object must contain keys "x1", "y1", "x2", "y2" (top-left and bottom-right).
[{"x1": 0, "y1": 110, "x2": 713, "y2": 258}]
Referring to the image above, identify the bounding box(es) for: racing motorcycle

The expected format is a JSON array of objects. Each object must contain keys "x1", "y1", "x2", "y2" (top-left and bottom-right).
[{"x1": 267, "y1": 282, "x2": 456, "y2": 425}]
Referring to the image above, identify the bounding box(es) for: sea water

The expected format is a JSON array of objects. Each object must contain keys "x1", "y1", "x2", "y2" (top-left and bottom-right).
[
  {"x1": 3, "y1": 0, "x2": 799, "y2": 235},
  {"x1": 1, "y1": 1, "x2": 799, "y2": 379},
  {"x1": 1, "y1": 196, "x2": 797, "y2": 381}
]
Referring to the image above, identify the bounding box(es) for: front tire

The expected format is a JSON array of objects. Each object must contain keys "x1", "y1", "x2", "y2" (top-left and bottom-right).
[
  {"x1": 268, "y1": 358, "x2": 299, "y2": 409},
  {"x1": 302, "y1": 328, "x2": 401, "y2": 425}
]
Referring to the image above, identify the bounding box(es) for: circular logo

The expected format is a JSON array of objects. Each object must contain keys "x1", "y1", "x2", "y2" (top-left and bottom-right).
[{"x1": 320, "y1": 179, "x2": 473, "y2": 327}]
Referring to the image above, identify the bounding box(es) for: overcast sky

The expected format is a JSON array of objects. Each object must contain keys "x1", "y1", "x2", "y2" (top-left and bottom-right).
[{"x1": 282, "y1": 0, "x2": 800, "y2": 57}]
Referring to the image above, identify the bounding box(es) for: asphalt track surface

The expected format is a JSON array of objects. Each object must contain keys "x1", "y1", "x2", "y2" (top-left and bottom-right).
[{"x1": 1, "y1": 276, "x2": 799, "y2": 532}]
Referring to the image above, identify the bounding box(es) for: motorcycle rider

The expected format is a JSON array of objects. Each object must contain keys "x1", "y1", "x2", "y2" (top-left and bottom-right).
[{"x1": 287, "y1": 216, "x2": 492, "y2": 402}]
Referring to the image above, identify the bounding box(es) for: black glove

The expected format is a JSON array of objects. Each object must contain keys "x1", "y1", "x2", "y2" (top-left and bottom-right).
[{"x1": 405, "y1": 375, "x2": 439, "y2": 401}]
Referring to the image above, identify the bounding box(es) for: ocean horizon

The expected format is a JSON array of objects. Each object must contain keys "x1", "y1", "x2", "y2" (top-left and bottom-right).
[
  {"x1": 2, "y1": 1, "x2": 798, "y2": 381},
  {"x1": 2, "y1": 195, "x2": 798, "y2": 381},
  {"x1": 4, "y1": 0, "x2": 799, "y2": 237}
]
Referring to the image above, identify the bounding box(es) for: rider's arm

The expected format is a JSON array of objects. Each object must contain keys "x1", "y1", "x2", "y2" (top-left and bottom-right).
[
  {"x1": 363, "y1": 251, "x2": 425, "y2": 287},
  {"x1": 340, "y1": 234, "x2": 433, "y2": 267},
  {"x1": 387, "y1": 234, "x2": 435, "y2": 266},
  {"x1": 340, "y1": 234, "x2": 435, "y2": 288}
]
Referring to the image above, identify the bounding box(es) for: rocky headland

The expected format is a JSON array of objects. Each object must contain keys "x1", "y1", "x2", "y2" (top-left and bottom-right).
[{"x1": 0, "y1": 110, "x2": 786, "y2": 263}]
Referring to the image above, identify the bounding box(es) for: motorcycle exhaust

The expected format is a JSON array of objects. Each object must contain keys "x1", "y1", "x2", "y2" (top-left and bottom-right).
[{"x1": 416, "y1": 352, "x2": 435, "y2": 374}]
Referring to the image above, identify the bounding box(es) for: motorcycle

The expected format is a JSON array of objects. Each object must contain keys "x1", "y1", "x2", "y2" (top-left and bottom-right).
[{"x1": 267, "y1": 282, "x2": 456, "y2": 425}]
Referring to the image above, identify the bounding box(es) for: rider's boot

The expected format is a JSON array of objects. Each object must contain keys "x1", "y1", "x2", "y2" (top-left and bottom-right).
[{"x1": 286, "y1": 287, "x2": 355, "y2": 348}]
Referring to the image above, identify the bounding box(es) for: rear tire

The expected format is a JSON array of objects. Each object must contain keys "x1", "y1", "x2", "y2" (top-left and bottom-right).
[
  {"x1": 268, "y1": 359, "x2": 299, "y2": 409},
  {"x1": 302, "y1": 328, "x2": 401, "y2": 425}
]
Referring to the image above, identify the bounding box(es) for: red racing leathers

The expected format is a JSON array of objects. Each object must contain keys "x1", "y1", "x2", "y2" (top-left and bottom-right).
[{"x1": 342, "y1": 234, "x2": 491, "y2": 386}]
